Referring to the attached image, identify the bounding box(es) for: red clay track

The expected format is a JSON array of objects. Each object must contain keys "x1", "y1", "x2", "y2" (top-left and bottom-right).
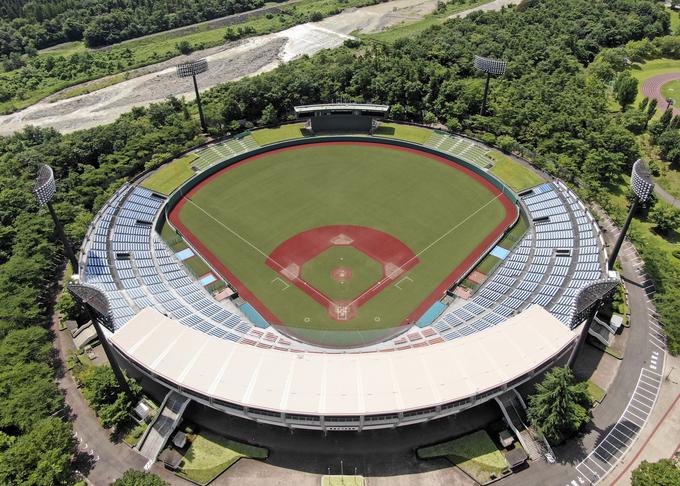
[
  {"x1": 641, "y1": 72, "x2": 680, "y2": 115},
  {"x1": 169, "y1": 141, "x2": 517, "y2": 331}
]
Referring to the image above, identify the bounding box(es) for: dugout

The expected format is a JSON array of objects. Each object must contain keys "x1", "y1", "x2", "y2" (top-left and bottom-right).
[{"x1": 294, "y1": 103, "x2": 389, "y2": 133}]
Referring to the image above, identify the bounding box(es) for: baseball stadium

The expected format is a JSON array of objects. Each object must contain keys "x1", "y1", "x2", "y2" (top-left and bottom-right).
[{"x1": 74, "y1": 104, "x2": 612, "y2": 447}]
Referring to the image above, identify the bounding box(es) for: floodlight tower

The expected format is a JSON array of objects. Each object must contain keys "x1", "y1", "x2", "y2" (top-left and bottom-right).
[
  {"x1": 567, "y1": 279, "x2": 619, "y2": 369},
  {"x1": 69, "y1": 283, "x2": 132, "y2": 396},
  {"x1": 474, "y1": 55, "x2": 507, "y2": 116},
  {"x1": 33, "y1": 164, "x2": 79, "y2": 273},
  {"x1": 608, "y1": 159, "x2": 654, "y2": 271},
  {"x1": 177, "y1": 58, "x2": 209, "y2": 133}
]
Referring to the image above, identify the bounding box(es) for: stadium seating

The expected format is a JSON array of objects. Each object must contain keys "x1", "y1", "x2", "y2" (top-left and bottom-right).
[
  {"x1": 423, "y1": 181, "x2": 606, "y2": 345},
  {"x1": 79, "y1": 185, "x2": 300, "y2": 349},
  {"x1": 191, "y1": 135, "x2": 258, "y2": 172},
  {"x1": 79, "y1": 136, "x2": 606, "y2": 354},
  {"x1": 424, "y1": 132, "x2": 494, "y2": 168}
]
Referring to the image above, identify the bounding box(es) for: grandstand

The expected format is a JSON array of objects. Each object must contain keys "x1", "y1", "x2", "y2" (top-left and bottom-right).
[{"x1": 78, "y1": 121, "x2": 610, "y2": 430}]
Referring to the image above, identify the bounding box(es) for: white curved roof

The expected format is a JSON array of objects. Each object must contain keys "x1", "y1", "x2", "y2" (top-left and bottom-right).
[{"x1": 111, "y1": 305, "x2": 575, "y2": 416}]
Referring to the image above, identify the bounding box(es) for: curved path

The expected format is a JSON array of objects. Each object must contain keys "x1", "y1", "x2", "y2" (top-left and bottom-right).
[{"x1": 640, "y1": 72, "x2": 680, "y2": 116}]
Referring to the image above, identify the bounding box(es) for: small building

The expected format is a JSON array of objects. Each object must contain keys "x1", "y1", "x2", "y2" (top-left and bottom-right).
[{"x1": 293, "y1": 103, "x2": 389, "y2": 134}]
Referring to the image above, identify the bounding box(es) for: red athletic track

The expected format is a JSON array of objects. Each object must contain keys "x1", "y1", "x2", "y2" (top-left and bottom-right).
[
  {"x1": 641, "y1": 72, "x2": 680, "y2": 116},
  {"x1": 169, "y1": 141, "x2": 518, "y2": 331}
]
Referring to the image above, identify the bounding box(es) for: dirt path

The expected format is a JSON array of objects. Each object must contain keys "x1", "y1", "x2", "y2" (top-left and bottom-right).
[
  {"x1": 640, "y1": 72, "x2": 680, "y2": 116},
  {"x1": 0, "y1": 0, "x2": 516, "y2": 135}
]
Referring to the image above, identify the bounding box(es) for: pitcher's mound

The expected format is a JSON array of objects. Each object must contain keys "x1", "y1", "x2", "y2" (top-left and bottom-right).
[{"x1": 331, "y1": 266, "x2": 353, "y2": 283}]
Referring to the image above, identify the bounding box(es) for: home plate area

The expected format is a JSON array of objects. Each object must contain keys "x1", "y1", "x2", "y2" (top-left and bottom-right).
[{"x1": 266, "y1": 225, "x2": 419, "y2": 322}]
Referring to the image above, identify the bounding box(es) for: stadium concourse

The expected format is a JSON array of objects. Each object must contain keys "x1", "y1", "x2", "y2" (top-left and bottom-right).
[{"x1": 77, "y1": 120, "x2": 610, "y2": 440}]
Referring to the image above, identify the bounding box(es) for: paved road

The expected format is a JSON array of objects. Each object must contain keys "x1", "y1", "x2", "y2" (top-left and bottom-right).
[
  {"x1": 653, "y1": 183, "x2": 680, "y2": 210},
  {"x1": 500, "y1": 206, "x2": 666, "y2": 486},
  {"x1": 52, "y1": 304, "x2": 179, "y2": 484}
]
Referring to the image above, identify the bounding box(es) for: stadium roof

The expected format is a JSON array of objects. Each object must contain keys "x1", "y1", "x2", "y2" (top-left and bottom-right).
[
  {"x1": 293, "y1": 103, "x2": 389, "y2": 114},
  {"x1": 111, "y1": 306, "x2": 575, "y2": 416}
]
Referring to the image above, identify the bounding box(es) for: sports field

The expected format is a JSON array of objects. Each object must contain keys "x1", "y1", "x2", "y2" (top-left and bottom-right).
[{"x1": 169, "y1": 141, "x2": 516, "y2": 347}]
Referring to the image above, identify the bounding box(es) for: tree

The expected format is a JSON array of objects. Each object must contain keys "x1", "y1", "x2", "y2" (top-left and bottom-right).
[
  {"x1": 0, "y1": 418, "x2": 75, "y2": 486},
  {"x1": 0, "y1": 327, "x2": 54, "y2": 367},
  {"x1": 527, "y1": 367, "x2": 592, "y2": 444},
  {"x1": 614, "y1": 72, "x2": 638, "y2": 111},
  {"x1": 658, "y1": 129, "x2": 680, "y2": 164},
  {"x1": 0, "y1": 362, "x2": 63, "y2": 433},
  {"x1": 79, "y1": 365, "x2": 141, "y2": 429},
  {"x1": 631, "y1": 458, "x2": 680, "y2": 486},
  {"x1": 110, "y1": 469, "x2": 169, "y2": 486},
  {"x1": 259, "y1": 104, "x2": 278, "y2": 126},
  {"x1": 649, "y1": 204, "x2": 680, "y2": 235}
]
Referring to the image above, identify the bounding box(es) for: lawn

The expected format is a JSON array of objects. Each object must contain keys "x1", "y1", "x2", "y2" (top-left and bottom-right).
[
  {"x1": 670, "y1": 7, "x2": 679, "y2": 34},
  {"x1": 322, "y1": 476, "x2": 365, "y2": 486},
  {"x1": 417, "y1": 430, "x2": 510, "y2": 484},
  {"x1": 373, "y1": 122, "x2": 432, "y2": 144},
  {"x1": 250, "y1": 123, "x2": 307, "y2": 145},
  {"x1": 141, "y1": 154, "x2": 197, "y2": 195},
  {"x1": 170, "y1": 140, "x2": 514, "y2": 347},
  {"x1": 488, "y1": 151, "x2": 545, "y2": 192},
  {"x1": 630, "y1": 58, "x2": 680, "y2": 108},
  {"x1": 177, "y1": 431, "x2": 268, "y2": 485},
  {"x1": 586, "y1": 379, "x2": 606, "y2": 404},
  {"x1": 661, "y1": 79, "x2": 680, "y2": 105},
  {"x1": 364, "y1": 0, "x2": 493, "y2": 43}
]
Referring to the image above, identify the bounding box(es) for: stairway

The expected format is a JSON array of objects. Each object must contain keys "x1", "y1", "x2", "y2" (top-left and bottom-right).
[
  {"x1": 495, "y1": 390, "x2": 544, "y2": 461},
  {"x1": 589, "y1": 318, "x2": 613, "y2": 346},
  {"x1": 137, "y1": 391, "x2": 191, "y2": 470}
]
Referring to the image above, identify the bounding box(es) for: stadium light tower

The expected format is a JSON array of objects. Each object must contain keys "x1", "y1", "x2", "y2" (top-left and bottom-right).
[
  {"x1": 33, "y1": 164, "x2": 79, "y2": 273},
  {"x1": 69, "y1": 283, "x2": 132, "y2": 396},
  {"x1": 567, "y1": 279, "x2": 619, "y2": 369},
  {"x1": 474, "y1": 55, "x2": 507, "y2": 116},
  {"x1": 608, "y1": 159, "x2": 654, "y2": 271},
  {"x1": 177, "y1": 58, "x2": 209, "y2": 133}
]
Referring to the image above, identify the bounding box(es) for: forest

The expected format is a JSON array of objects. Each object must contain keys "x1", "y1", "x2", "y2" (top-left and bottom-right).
[
  {"x1": 0, "y1": 0, "x2": 678, "y2": 481},
  {"x1": 0, "y1": 0, "x2": 268, "y2": 55}
]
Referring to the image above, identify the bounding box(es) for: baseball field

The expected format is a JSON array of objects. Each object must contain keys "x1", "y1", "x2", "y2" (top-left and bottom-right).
[{"x1": 169, "y1": 141, "x2": 517, "y2": 347}]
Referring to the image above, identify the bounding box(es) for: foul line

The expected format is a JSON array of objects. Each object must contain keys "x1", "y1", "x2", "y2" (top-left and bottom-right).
[
  {"x1": 184, "y1": 190, "x2": 503, "y2": 314},
  {"x1": 181, "y1": 196, "x2": 335, "y2": 306},
  {"x1": 347, "y1": 193, "x2": 504, "y2": 308}
]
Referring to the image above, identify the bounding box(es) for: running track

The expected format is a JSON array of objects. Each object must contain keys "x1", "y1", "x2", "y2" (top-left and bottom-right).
[{"x1": 640, "y1": 72, "x2": 680, "y2": 115}]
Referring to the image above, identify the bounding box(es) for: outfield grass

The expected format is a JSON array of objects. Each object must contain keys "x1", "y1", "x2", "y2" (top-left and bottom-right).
[
  {"x1": 661, "y1": 79, "x2": 680, "y2": 105},
  {"x1": 141, "y1": 154, "x2": 197, "y2": 195},
  {"x1": 363, "y1": 0, "x2": 493, "y2": 43},
  {"x1": 250, "y1": 123, "x2": 307, "y2": 145},
  {"x1": 373, "y1": 122, "x2": 432, "y2": 144},
  {"x1": 631, "y1": 58, "x2": 680, "y2": 108},
  {"x1": 178, "y1": 431, "x2": 268, "y2": 485},
  {"x1": 488, "y1": 151, "x2": 544, "y2": 192},
  {"x1": 417, "y1": 430, "x2": 510, "y2": 484},
  {"x1": 172, "y1": 141, "x2": 512, "y2": 346}
]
